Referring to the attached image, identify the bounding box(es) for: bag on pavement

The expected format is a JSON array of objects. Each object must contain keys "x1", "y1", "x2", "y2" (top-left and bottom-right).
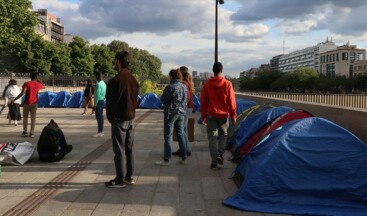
[{"x1": 0, "y1": 142, "x2": 35, "y2": 165}]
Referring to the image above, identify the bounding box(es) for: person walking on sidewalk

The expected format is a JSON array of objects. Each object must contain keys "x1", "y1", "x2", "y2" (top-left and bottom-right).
[
  {"x1": 11, "y1": 73, "x2": 44, "y2": 138},
  {"x1": 4, "y1": 79, "x2": 22, "y2": 126},
  {"x1": 155, "y1": 69, "x2": 188, "y2": 166},
  {"x1": 92, "y1": 72, "x2": 106, "y2": 138},
  {"x1": 200, "y1": 62, "x2": 236, "y2": 170},
  {"x1": 81, "y1": 79, "x2": 95, "y2": 115},
  {"x1": 105, "y1": 51, "x2": 139, "y2": 188},
  {"x1": 172, "y1": 66, "x2": 194, "y2": 157}
]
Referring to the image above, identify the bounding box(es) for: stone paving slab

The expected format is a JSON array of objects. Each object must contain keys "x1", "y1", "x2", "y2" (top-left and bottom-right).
[{"x1": 0, "y1": 107, "x2": 290, "y2": 216}]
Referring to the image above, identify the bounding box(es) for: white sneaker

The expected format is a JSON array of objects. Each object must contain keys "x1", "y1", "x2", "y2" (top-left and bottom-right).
[
  {"x1": 155, "y1": 160, "x2": 169, "y2": 166},
  {"x1": 92, "y1": 133, "x2": 104, "y2": 137}
]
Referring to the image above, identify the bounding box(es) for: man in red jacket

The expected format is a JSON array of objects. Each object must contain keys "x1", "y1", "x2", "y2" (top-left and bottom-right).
[{"x1": 200, "y1": 62, "x2": 236, "y2": 169}]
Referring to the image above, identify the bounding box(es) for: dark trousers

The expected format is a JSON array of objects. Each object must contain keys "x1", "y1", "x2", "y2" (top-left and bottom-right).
[
  {"x1": 9, "y1": 103, "x2": 21, "y2": 121},
  {"x1": 95, "y1": 100, "x2": 104, "y2": 133},
  {"x1": 111, "y1": 120, "x2": 135, "y2": 181}
]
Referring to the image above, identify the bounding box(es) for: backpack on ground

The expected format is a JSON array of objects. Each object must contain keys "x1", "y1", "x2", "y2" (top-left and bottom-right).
[{"x1": 37, "y1": 119, "x2": 72, "y2": 162}]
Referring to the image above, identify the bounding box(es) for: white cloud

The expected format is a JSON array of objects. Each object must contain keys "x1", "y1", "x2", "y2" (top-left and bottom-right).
[{"x1": 30, "y1": 0, "x2": 367, "y2": 75}]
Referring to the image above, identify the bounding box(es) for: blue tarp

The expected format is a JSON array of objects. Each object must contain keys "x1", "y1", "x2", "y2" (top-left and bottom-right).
[
  {"x1": 234, "y1": 106, "x2": 294, "y2": 152},
  {"x1": 66, "y1": 91, "x2": 83, "y2": 108},
  {"x1": 224, "y1": 117, "x2": 367, "y2": 216},
  {"x1": 139, "y1": 93, "x2": 162, "y2": 109},
  {"x1": 49, "y1": 91, "x2": 71, "y2": 107},
  {"x1": 193, "y1": 94, "x2": 200, "y2": 113},
  {"x1": 235, "y1": 98, "x2": 257, "y2": 115},
  {"x1": 38, "y1": 91, "x2": 56, "y2": 108}
]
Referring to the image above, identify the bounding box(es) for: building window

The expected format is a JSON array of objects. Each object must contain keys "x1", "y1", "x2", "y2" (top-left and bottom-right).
[
  {"x1": 350, "y1": 52, "x2": 355, "y2": 61},
  {"x1": 342, "y1": 52, "x2": 348, "y2": 60},
  {"x1": 326, "y1": 63, "x2": 335, "y2": 78},
  {"x1": 358, "y1": 53, "x2": 364, "y2": 60},
  {"x1": 336, "y1": 53, "x2": 339, "y2": 61}
]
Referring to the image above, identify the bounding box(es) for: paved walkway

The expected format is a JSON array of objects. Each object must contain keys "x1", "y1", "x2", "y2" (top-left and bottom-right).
[{"x1": 0, "y1": 108, "x2": 285, "y2": 216}]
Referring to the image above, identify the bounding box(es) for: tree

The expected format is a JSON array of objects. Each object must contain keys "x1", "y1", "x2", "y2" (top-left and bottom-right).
[
  {"x1": 107, "y1": 40, "x2": 129, "y2": 53},
  {"x1": 270, "y1": 73, "x2": 293, "y2": 92},
  {"x1": 139, "y1": 79, "x2": 163, "y2": 96},
  {"x1": 293, "y1": 67, "x2": 319, "y2": 92},
  {"x1": 68, "y1": 36, "x2": 94, "y2": 75},
  {"x1": 129, "y1": 49, "x2": 162, "y2": 82},
  {"x1": 20, "y1": 35, "x2": 54, "y2": 74},
  {"x1": 91, "y1": 44, "x2": 115, "y2": 75},
  {"x1": 250, "y1": 70, "x2": 283, "y2": 91},
  {"x1": 0, "y1": 0, "x2": 38, "y2": 73},
  {"x1": 51, "y1": 43, "x2": 72, "y2": 75}
]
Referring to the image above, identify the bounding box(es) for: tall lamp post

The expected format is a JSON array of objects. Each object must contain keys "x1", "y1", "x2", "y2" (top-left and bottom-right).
[{"x1": 215, "y1": 0, "x2": 224, "y2": 63}]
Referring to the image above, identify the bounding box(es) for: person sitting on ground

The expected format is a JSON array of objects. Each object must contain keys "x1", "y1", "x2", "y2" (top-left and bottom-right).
[{"x1": 37, "y1": 119, "x2": 73, "y2": 162}]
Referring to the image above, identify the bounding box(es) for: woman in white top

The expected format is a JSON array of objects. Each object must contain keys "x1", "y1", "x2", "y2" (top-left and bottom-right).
[{"x1": 5, "y1": 79, "x2": 22, "y2": 125}]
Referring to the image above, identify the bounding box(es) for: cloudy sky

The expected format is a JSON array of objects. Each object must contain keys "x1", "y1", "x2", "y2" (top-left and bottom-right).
[{"x1": 31, "y1": 0, "x2": 367, "y2": 76}]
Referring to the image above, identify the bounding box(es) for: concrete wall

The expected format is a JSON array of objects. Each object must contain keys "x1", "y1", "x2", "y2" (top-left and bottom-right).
[{"x1": 236, "y1": 93, "x2": 367, "y2": 143}]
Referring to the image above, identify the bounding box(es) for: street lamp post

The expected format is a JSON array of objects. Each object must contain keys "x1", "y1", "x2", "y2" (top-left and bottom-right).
[{"x1": 215, "y1": 0, "x2": 224, "y2": 63}]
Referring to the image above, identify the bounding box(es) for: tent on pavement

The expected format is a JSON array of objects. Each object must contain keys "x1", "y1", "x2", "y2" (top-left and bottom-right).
[
  {"x1": 232, "y1": 106, "x2": 294, "y2": 158},
  {"x1": 193, "y1": 94, "x2": 200, "y2": 112},
  {"x1": 38, "y1": 91, "x2": 57, "y2": 108},
  {"x1": 224, "y1": 117, "x2": 367, "y2": 216},
  {"x1": 239, "y1": 110, "x2": 314, "y2": 156},
  {"x1": 139, "y1": 93, "x2": 162, "y2": 109},
  {"x1": 235, "y1": 98, "x2": 257, "y2": 115},
  {"x1": 49, "y1": 91, "x2": 72, "y2": 107},
  {"x1": 66, "y1": 91, "x2": 84, "y2": 108},
  {"x1": 226, "y1": 105, "x2": 271, "y2": 150},
  {"x1": 226, "y1": 105, "x2": 273, "y2": 153}
]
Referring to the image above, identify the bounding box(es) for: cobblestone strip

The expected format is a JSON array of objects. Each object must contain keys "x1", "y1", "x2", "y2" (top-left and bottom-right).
[{"x1": 3, "y1": 110, "x2": 154, "y2": 216}]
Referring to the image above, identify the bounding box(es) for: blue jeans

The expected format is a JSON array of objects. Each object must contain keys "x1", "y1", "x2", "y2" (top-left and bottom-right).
[
  {"x1": 183, "y1": 108, "x2": 193, "y2": 152},
  {"x1": 95, "y1": 100, "x2": 104, "y2": 133},
  {"x1": 164, "y1": 114, "x2": 187, "y2": 160}
]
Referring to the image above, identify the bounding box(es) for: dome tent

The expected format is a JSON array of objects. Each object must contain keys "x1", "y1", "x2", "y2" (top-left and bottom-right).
[
  {"x1": 66, "y1": 91, "x2": 84, "y2": 108},
  {"x1": 49, "y1": 91, "x2": 72, "y2": 107},
  {"x1": 224, "y1": 117, "x2": 367, "y2": 216},
  {"x1": 232, "y1": 106, "x2": 294, "y2": 158},
  {"x1": 38, "y1": 91, "x2": 56, "y2": 108},
  {"x1": 139, "y1": 93, "x2": 162, "y2": 109}
]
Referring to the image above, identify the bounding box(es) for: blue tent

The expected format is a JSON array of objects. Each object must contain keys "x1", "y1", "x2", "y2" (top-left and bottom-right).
[
  {"x1": 235, "y1": 98, "x2": 257, "y2": 115},
  {"x1": 38, "y1": 91, "x2": 56, "y2": 108},
  {"x1": 193, "y1": 94, "x2": 200, "y2": 112},
  {"x1": 139, "y1": 93, "x2": 162, "y2": 109},
  {"x1": 224, "y1": 117, "x2": 367, "y2": 216},
  {"x1": 233, "y1": 106, "x2": 294, "y2": 154},
  {"x1": 49, "y1": 91, "x2": 72, "y2": 107},
  {"x1": 66, "y1": 91, "x2": 84, "y2": 108}
]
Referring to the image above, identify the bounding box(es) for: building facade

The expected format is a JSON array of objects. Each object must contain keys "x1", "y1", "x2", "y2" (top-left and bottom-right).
[
  {"x1": 319, "y1": 43, "x2": 366, "y2": 78},
  {"x1": 270, "y1": 54, "x2": 284, "y2": 71},
  {"x1": 35, "y1": 9, "x2": 64, "y2": 44},
  {"x1": 278, "y1": 39, "x2": 337, "y2": 73},
  {"x1": 353, "y1": 60, "x2": 367, "y2": 76},
  {"x1": 64, "y1": 34, "x2": 74, "y2": 44}
]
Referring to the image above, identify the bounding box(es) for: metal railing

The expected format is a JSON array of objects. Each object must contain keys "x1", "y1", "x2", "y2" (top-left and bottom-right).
[
  {"x1": 0, "y1": 73, "x2": 113, "y2": 97},
  {"x1": 240, "y1": 92, "x2": 367, "y2": 110}
]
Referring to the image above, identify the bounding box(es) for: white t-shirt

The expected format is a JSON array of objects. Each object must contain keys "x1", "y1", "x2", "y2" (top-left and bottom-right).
[{"x1": 5, "y1": 85, "x2": 22, "y2": 104}]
